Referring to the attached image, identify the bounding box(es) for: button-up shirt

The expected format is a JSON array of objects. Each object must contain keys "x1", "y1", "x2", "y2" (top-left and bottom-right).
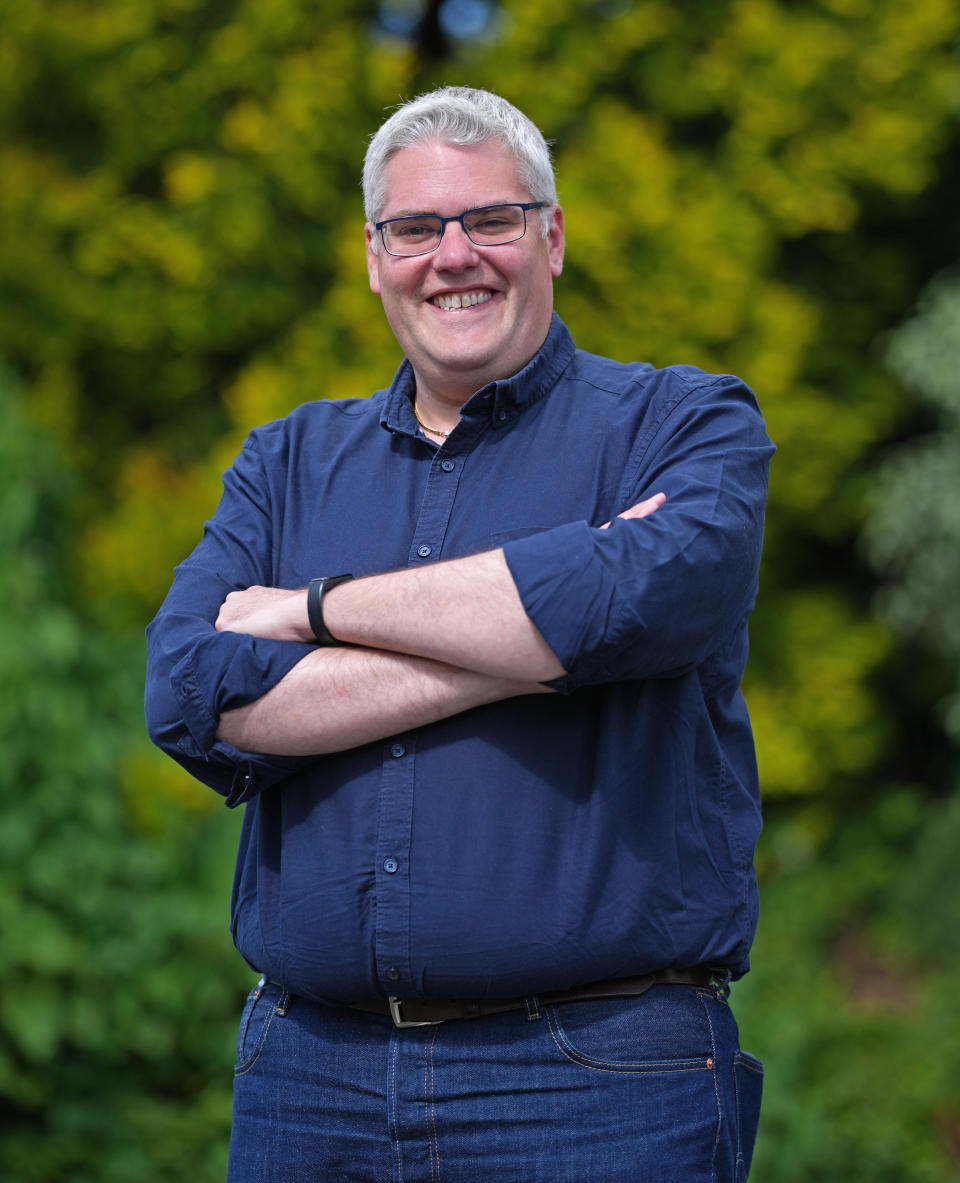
[{"x1": 145, "y1": 314, "x2": 774, "y2": 1002}]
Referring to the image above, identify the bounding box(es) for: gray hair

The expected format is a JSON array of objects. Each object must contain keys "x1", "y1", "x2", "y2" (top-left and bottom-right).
[{"x1": 363, "y1": 87, "x2": 557, "y2": 241}]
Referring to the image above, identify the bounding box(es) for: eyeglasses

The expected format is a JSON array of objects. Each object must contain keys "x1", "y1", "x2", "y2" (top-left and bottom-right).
[{"x1": 375, "y1": 202, "x2": 547, "y2": 257}]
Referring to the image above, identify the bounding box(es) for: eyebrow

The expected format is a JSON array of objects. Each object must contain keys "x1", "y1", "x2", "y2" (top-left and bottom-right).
[{"x1": 383, "y1": 201, "x2": 519, "y2": 219}]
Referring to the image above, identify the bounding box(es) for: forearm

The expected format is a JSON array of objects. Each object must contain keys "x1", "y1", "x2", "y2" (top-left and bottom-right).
[
  {"x1": 216, "y1": 642, "x2": 549, "y2": 756},
  {"x1": 214, "y1": 496, "x2": 668, "y2": 685},
  {"x1": 323, "y1": 549, "x2": 565, "y2": 682}
]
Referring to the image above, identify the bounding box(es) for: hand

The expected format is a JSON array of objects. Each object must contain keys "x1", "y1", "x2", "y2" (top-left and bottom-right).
[
  {"x1": 600, "y1": 491, "x2": 666, "y2": 529},
  {"x1": 215, "y1": 585, "x2": 311, "y2": 642}
]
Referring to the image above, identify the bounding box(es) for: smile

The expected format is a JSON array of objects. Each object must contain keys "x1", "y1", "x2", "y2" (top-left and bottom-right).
[{"x1": 429, "y1": 289, "x2": 494, "y2": 311}]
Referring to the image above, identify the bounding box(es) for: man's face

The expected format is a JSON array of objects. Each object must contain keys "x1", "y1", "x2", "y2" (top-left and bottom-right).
[{"x1": 365, "y1": 138, "x2": 564, "y2": 405}]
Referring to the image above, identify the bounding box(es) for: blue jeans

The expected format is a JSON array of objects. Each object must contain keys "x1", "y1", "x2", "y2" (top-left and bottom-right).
[{"x1": 227, "y1": 981, "x2": 763, "y2": 1182}]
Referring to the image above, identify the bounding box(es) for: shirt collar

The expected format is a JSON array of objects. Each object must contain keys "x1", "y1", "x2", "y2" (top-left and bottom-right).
[{"x1": 380, "y1": 312, "x2": 576, "y2": 437}]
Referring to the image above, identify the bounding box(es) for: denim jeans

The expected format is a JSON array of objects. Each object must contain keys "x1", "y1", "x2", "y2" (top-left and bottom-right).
[{"x1": 227, "y1": 980, "x2": 763, "y2": 1182}]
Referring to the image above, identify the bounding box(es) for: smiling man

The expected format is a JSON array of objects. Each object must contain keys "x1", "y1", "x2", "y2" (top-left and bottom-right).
[
  {"x1": 367, "y1": 136, "x2": 564, "y2": 427},
  {"x1": 146, "y1": 87, "x2": 773, "y2": 1182}
]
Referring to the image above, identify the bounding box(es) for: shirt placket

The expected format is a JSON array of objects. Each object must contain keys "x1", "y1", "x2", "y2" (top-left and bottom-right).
[{"x1": 372, "y1": 426, "x2": 481, "y2": 995}]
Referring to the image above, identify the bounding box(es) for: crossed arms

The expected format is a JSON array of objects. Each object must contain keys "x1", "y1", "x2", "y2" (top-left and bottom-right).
[
  {"x1": 145, "y1": 370, "x2": 772, "y2": 804},
  {"x1": 214, "y1": 495, "x2": 665, "y2": 757}
]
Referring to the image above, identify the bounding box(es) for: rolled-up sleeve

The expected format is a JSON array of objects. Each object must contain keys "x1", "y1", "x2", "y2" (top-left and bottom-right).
[
  {"x1": 503, "y1": 373, "x2": 774, "y2": 691},
  {"x1": 144, "y1": 435, "x2": 317, "y2": 805}
]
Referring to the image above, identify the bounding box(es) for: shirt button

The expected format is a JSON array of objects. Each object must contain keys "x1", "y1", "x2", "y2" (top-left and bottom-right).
[
  {"x1": 417, "y1": 544, "x2": 432, "y2": 558},
  {"x1": 440, "y1": 459, "x2": 455, "y2": 472},
  {"x1": 383, "y1": 857, "x2": 399, "y2": 874},
  {"x1": 390, "y1": 742, "x2": 405, "y2": 758},
  {"x1": 385, "y1": 966, "x2": 401, "y2": 982}
]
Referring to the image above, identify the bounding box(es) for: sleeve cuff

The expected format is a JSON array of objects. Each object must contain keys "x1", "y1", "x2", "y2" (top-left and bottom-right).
[
  {"x1": 169, "y1": 733, "x2": 313, "y2": 806},
  {"x1": 503, "y1": 519, "x2": 609, "y2": 690},
  {"x1": 171, "y1": 635, "x2": 317, "y2": 753}
]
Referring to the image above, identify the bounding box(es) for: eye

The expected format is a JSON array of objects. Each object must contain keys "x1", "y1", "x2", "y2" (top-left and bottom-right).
[
  {"x1": 392, "y1": 219, "x2": 440, "y2": 240},
  {"x1": 464, "y1": 206, "x2": 525, "y2": 238},
  {"x1": 472, "y1": 216, "x2": 510, "y2": 232}
]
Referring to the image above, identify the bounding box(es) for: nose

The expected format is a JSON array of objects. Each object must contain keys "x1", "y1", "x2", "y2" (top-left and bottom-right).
[{"x1": 433, "y1": 219, "x2": 481, "y2": 269}]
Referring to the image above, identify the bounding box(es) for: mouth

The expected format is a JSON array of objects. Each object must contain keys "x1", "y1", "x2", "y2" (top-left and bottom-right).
[{"x1": 428, "y1": 288, "x2": 494, "y2": 311}]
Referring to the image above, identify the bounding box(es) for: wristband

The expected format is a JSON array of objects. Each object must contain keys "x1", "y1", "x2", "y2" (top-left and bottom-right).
[{"x1": 307, "y1": 573, "x2": 355, "y2": 645}]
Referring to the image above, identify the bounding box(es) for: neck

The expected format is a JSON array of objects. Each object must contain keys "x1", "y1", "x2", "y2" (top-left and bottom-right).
[
  {"x1": 412, "y1": 389, "x2": 464, "y2": 438},
  {"x1": 412, "y1": 398, "x2": 453, "y2": 439}
]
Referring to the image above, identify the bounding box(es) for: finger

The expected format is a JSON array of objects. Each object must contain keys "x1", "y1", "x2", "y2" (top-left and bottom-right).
[
  {"x1": 216, "y1": 589, "x2": 251, "y2": 630},
  {"x1": 600, "y1": 492, "x2": 667, "y2": 528},
  {"x1": 624, "y1": 492, "x2": 666, "y2": 519}
]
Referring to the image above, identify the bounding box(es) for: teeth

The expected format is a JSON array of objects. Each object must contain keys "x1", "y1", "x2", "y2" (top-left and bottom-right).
[{"x1": 431, "y1": 290, "x2": 493, "y2": 311}]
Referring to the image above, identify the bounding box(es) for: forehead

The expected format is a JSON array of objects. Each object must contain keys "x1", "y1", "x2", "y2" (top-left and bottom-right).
[{"x1": 379, "y1": 139, "x2": 527, "y2": 217}]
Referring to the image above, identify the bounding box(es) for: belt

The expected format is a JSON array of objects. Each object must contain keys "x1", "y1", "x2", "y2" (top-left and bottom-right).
[{"x1": 348, "y1": 967, "x2": 721, "y2": 1027}]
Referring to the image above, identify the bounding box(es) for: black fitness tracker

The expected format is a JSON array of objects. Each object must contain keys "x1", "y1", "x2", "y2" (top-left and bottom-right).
[{"x1": 307, "y1": 573, "x2": 355, "y2": 645}]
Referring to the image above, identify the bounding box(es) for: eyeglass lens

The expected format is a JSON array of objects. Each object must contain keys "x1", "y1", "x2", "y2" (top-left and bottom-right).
[{"x1": 382, "y1": 205, "x2": 529, "y2": 255}]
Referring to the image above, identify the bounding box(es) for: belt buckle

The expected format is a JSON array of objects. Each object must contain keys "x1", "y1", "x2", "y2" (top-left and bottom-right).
[{"x1": 388, "y1": 996, "x2": 446, "y2": 1028}]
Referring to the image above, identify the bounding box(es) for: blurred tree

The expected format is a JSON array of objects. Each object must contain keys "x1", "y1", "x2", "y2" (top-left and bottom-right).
[
  {"x1": 736, "y1": 783, "x2": 960, "y2": 1182},
  {"x1": 740, "y1": 260, "x2": 960, "y2": 1183},
  {"x1": 864, "y1": 266, "x2": 960, "y2": 741},
  {"x1": 863, "y1": 258, "x2": 960, "y2": 1028},
  {"x1": 0, "y1": 369, "x2": 247, "y2": 1179}
]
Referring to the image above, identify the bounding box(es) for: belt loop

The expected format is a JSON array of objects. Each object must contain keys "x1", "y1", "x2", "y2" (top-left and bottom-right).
[
  {"x1": 275, "y1": 987, "x2": 292, "y2": 1016},
  {"x1": 711, "y1": 968, "x2": 732, "y2": 1001},
  {"x1": 524, "y1": 995, "x2": 542, "y2": 1021}
]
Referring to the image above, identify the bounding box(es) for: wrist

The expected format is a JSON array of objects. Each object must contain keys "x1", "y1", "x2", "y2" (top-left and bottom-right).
[{"x1": 307, "y1": 574, "x2": 355, "y2": 645}]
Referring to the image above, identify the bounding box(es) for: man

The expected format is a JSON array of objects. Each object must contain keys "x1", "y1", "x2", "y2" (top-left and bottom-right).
[{"x1": 146, "y1": 86, "x2": 773, "y2": 1181}]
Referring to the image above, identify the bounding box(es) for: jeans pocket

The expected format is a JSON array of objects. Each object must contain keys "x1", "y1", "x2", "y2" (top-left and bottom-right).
[
  {"x1": 235, "y1": 980, "x2": 288, "y2": 1076},
  {"x1": 733, "y1": 1051, "x2": 764, "y2": 1180},
  {"x1": 545, "y1": 988, "x2": 715, "y2": 1074}
]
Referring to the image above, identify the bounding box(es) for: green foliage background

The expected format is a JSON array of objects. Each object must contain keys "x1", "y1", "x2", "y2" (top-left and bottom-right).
[{"x1": 1, "y1": 1, "x2": 958, "y2": 1177}]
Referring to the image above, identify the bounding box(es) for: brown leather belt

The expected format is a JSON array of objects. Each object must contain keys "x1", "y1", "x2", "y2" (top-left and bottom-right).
[{"x1": 349, "y1": 967, "x2": 720, "y2": 1027}]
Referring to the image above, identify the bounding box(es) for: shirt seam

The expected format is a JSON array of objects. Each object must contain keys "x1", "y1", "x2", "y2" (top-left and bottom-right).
[{"x1": 618, "y1": 372, "x2": 737, "y2": 502}]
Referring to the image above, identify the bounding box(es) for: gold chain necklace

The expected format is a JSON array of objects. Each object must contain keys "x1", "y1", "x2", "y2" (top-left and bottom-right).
[{"x1": 413, "y1": 401, "x2": 450, "y2": 438}]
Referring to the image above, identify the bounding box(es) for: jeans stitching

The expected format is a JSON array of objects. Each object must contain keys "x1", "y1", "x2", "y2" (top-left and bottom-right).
[
  {"x1": 390, "y1": 1034, "x2": 403, "y2": 1183},
  {"x1": 696, "y1": 990, "x2": 723, "y2": 1179},
  {"x1": 234, "y1": 998, "x2": 279, "y2": 1076},
  {"x1": 733, "y1": 1053, "x2": 745, "y2": 1175},
  {"x1": 544, "y1": 1000, "x2": 715, "y2": 1075},
  {"x1": 234, "y1": 1003, "x2": 275, "y2": 1078},
  {"x1": 425, "y1": 1027, "x2": 442, "y2": 1182},
  {"x1": 235, "y1": 987, "x2": 260, "y2": 1061},
  {"x1": 733, "y1": 1051, "x2": 764, "y2": 1177}
]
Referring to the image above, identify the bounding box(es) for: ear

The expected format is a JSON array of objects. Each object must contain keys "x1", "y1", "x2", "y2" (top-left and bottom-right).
[
  {"x1": 365, "y1": 224, "x2": 382, "y2": 294},
  {"x1": 547, "y1": 205, "x2": 565, "y2": 278}
]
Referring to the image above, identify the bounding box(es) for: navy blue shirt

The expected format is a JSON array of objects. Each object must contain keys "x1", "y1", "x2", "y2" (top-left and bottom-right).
[{"x1": 145, "y1": 315, "x2": 774, "y2": 1003}]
